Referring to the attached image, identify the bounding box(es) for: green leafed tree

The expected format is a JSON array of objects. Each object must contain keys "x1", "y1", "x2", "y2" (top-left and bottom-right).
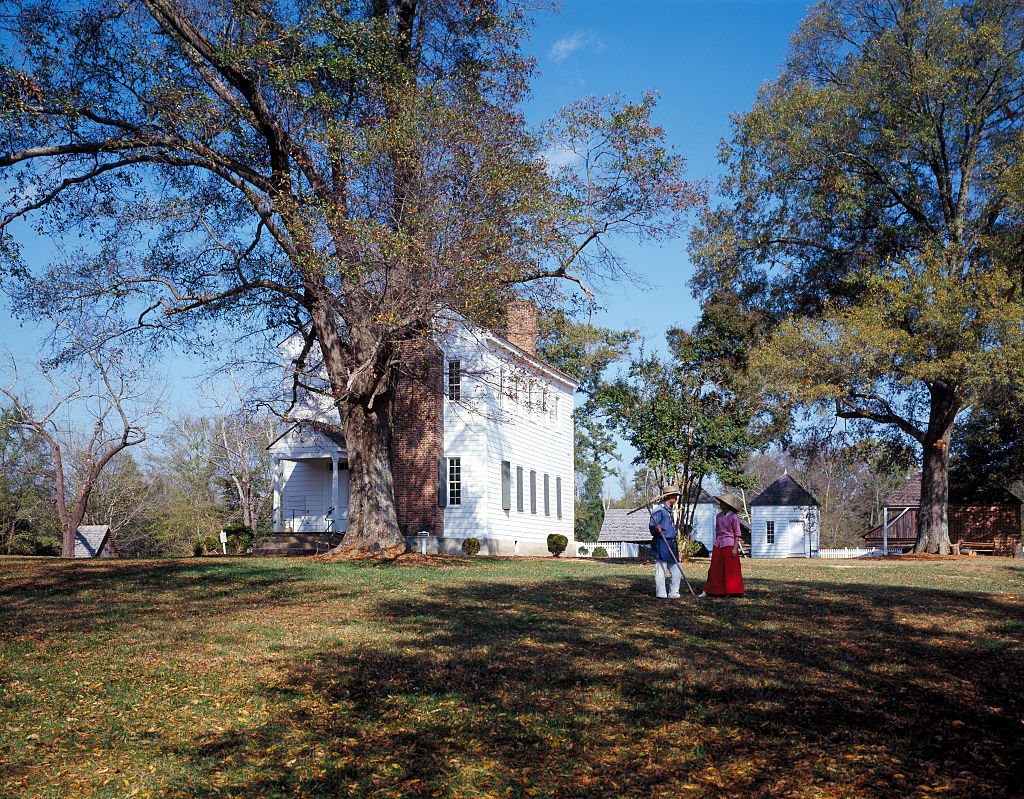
[
  {"x1": 0, "y1": 0, "x2": 697, "y2": 557},
  {"x1": 599, "y1": 317, "x2": 759, "y2": 537},
  {"x1": 0, "y1": 405, "x2": 59, "y2": 555},
  {"x1": 690, "y1": 0, "x2": 1024, "y2": 553}
]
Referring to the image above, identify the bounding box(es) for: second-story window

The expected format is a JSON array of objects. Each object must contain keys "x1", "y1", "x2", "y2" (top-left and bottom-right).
[{"x1": 447, "y1": 359, "x2": 461, "y2": 401}]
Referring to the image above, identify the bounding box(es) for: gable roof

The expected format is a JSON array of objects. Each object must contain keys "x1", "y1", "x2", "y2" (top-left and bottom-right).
[
  {"x1": 74, "y1": 525, "x2": 111, "y2": 558},
  {"x1": 598, "y1": 508, "x2": 653, "y2": 543},
  {"x1": 267, "y1": 418, "x2": 347, "y2": 451},
  {"x1": 751, "y1": 474, "x2": 819, "y2": 507},
  {"x1": 884, "y1": 472, "x2": 1022, "y2": 508}
]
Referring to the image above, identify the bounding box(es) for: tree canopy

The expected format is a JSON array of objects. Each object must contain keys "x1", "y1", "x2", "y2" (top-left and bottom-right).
[
  {"x1": 690, "y1": 0, "x2": 1024, "y2": 553},
  {"x1": 0, "y1": 0, "x2": 698, "y2": 555}
]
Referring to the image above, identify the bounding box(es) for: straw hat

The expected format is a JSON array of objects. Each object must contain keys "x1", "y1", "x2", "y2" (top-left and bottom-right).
[
  {"x1": 653, "y1": 485, "x2": 683, "y2": 504},
  {"x1": 715, "y1": 492, "x2": 742, "y2": 514}
]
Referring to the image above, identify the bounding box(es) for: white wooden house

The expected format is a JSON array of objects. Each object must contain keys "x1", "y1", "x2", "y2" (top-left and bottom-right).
[
  {"x1": 268, "y1": 305, "x2": 578, "y2": 556},
  {"x1": 749, "y1": 474, "x2": 821, "y2": 558}
]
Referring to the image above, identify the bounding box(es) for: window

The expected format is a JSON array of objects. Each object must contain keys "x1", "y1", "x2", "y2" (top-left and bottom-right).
[
  {"x1": 448, "y1": 457, "x2": 462, "y2": 506},
  {"x1": 530, "y1": 470, "x2": 537, "y2": 514},
  {"x1": 543, "y1": 474, "x2": 550, "y2": 516},
  {"x1": 516, "y1": 466, "x2": 524, "y2": 512},
  {"x1": 556, "y1": 476, "x2": 562, "y2": 519},
  {"x1": 447, "y1": 360, "x2": 461, "y2": 401},
  {"x1": 766, "y1": 520, "x2": 775, "y2": 544},
  {"x1": 501, "y1": 461, "x2": 511, "y2": 511}
]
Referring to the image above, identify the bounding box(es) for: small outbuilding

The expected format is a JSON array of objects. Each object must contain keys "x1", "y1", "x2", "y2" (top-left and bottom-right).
[
  {"x1": 74, "y1": 525, "x2": 116, "y2": 558},
  {"x1": 594, "y1": 508, "x2": 651, "y2": 558},
  {"x1": 864, "y1": 472, "x2": 1022, "y2": 555},
  {"x1": 749, "y1": 474, "x2": 820, "y2": 558},
  {"x1": 594, "y1": 489, "x2": 736, "y2": 557}
]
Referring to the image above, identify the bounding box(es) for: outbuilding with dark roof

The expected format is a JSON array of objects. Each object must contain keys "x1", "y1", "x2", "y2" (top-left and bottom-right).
[
  {"x1": 74, "y1": 525, "x2": 116, "y2": 558},
  {"x1": 864, "y1": 472, "x2": 1021, "y2": 555},
  {"x1": 749, "y1": 474, "x2": 820, "y2": 558}
]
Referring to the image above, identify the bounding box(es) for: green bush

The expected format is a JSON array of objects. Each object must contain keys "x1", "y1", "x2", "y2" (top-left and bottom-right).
[
  {"x1": 578, "y1": 547, "x2": 589, "y2": 556},
  {"x1": 546, "y1": 533, "x2": 568, "y2": 557},
  {"x1": 201, "y1": 535, "x2": 221, "y2": 555},
  {"x1": 222, "y1": 524, "x2": 256, "y2": 554},
  {"x1": 461, "y1": 537, "x2": 481, "y2": 556},
  {"x1": 192, "y1": 538, "x2": 205, "y2": 557},
  {"x1": 592, "y1": 546, "x2": 609, "y2": 558},
  {"x1": 681, "y1": 537, "x2": 708, "y2": 558}
]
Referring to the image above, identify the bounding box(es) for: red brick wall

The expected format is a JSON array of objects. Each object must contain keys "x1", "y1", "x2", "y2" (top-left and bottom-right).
[
  {"x1": 949, "y1": 505, "x2": 1021, "y2": 556},
  {"x1": 391, "y1": 342, "x2": 444, "y2": 537}
]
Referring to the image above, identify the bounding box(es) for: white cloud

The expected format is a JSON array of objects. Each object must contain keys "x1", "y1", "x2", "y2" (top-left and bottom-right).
[
  {"x1": 549, "y1": 30, "x2": 604, "y2": 64},
  {"x1": 541, "y1": 144, "x2": 582, "y2": 173}
]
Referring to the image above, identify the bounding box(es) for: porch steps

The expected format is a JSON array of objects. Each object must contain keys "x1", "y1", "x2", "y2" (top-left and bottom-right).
[{"x1": 255, "y1": 532, "x2": 344, "y2": 557}]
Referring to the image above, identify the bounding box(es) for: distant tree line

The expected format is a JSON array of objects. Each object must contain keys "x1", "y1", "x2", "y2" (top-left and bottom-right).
[{"x1": 0, "y1": 403, "x2": 275, "y2": 557}]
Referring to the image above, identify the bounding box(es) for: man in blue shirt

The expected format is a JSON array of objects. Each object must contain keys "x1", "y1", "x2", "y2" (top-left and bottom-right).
[{"x1": 649, "y1": 486, "x2": 682, "y2": 599}]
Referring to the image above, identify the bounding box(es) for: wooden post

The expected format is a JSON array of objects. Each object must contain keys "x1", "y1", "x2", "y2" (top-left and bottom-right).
[
  {"x1": 882, "y1": 506, "x2": 888, "y2": 555},
  {"x1": 331, "y1": 456, "x2": 339, "y2": 532}
]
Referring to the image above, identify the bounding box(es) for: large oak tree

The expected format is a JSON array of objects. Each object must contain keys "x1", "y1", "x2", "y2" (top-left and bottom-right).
[
  {"x1": 690, "y1": 0, "x2": 1024, "y2": 553},
  {"x1": 0, "y1": 0, "x2": 697, "y2": 555}
]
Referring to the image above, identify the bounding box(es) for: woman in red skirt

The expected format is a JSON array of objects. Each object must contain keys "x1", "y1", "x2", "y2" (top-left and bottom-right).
[{"x1": 699, "y1": 493, "x2": 745, "y2": 597}]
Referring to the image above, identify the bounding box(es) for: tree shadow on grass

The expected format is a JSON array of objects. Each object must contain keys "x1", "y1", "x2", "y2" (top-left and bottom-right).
[
  {"x1": 0, "y1": 558, "x2": 340, "y2": 639},
  {"x1": 160, "y1": 572, "x2": 1024, "y2": 799}
]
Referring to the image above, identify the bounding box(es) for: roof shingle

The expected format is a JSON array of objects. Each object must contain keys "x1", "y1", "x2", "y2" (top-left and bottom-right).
[{"x1": 751, "y1": 474, "x2": 819, "y2": 507}]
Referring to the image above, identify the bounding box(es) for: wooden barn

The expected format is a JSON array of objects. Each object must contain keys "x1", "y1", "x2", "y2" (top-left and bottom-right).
[{"x1": 864, "y1": 473, "x2": 1022, "y2": 555}]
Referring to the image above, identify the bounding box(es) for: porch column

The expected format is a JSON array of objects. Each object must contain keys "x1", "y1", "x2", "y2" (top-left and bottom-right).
[
  {"x1": 882, "y1": 507, "x2": 888, "y2": 555},
  {"x1": 273, "y1": 459, "x2": 282, "y2": 533},
  {"x1": 331, "y1": 456, "x2": 339, "y2": 532}
]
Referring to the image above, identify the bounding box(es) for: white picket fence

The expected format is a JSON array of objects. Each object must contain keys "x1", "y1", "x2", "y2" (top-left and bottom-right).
[
  {"x1": 575, "y1": 541, "x2": 641, "y2": 558},
  {"x1": 817, "y1": 547, "x2": 881, "y2": 559}
]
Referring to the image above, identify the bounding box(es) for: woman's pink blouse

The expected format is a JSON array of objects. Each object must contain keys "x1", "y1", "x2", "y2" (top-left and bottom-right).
[{"x1": 714, "y1": 512, "x2": 742, "y2": 547}]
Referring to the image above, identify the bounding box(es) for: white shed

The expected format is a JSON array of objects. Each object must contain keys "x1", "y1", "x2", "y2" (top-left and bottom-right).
[
  {"x1": 749, "y1": 474, "x2": 820, "y2": 558},
  {"x1": 74, "y1": 525, "x2": 116, "y2": 558}
]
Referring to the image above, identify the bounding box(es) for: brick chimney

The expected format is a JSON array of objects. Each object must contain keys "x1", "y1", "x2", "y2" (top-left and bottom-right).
[{"x1": 505, "y1": 299, "x2": 537, "y2": 355}]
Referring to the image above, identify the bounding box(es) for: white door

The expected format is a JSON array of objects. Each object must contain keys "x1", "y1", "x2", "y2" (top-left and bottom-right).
[{"x1": 788, "y1": 520, "x2": 806, "y2": 557}]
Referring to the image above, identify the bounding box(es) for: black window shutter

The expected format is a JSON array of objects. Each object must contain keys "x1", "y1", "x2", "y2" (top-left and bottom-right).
[
  {"x1": 438, "y1": 457, "x2": 448, "y2": 507},
  {"x1": 501, "y1": 461, "x2": 511, "y2": 511}
]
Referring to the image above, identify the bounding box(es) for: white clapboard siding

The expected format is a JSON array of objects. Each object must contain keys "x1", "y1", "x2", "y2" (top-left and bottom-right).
[
  {"x1": 750, "y1": 505, "x2": 820, "y2": 558},
  {"x1": 438, "y1": 320, "x2": 575, "y2": 554},
  {"x1": 689, "y1": 503, "x2": 718, "y2": 552}
]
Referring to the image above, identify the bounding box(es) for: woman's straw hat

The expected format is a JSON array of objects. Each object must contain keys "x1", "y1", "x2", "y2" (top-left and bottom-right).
[{"x1": 715, "y1": 492, "x2": 742, "y2": 513}]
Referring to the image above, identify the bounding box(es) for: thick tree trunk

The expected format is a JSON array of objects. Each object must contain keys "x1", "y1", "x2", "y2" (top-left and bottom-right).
[
  {"x1": 335, "y1": 401, "x2": 407, "y2": 557},
  {"x1": 915, "y1": 384, "x2": 958, "y2": 554}
]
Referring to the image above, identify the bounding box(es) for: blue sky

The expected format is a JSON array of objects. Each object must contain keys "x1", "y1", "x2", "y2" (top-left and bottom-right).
[
  {"x1": 524, "y1": 0, "x2": 811, "y2": 341},
  {"x1": 1, "y1": 0, "x2": 813, "y2": 454}
]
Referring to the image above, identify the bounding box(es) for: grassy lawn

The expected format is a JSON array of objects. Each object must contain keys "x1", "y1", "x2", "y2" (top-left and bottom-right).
[{"x1": 1, "y1": 555, "x2": 1022, "y2": 799}]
